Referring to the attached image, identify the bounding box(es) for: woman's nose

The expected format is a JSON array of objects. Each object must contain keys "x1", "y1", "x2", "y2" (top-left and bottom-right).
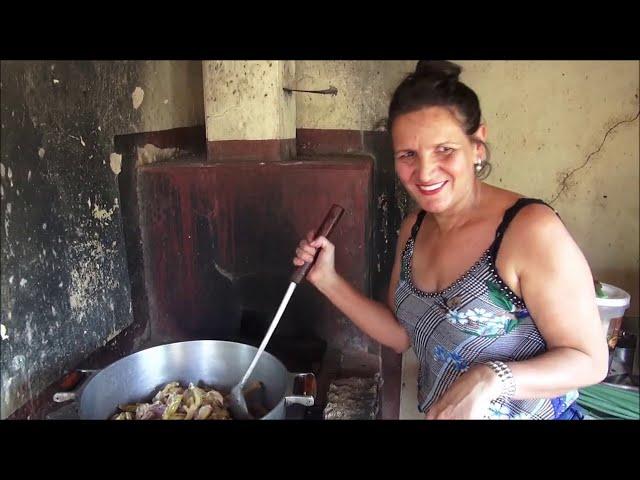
[{"x1": 415, "y1": 155, "x2": 437, "y2": 181}]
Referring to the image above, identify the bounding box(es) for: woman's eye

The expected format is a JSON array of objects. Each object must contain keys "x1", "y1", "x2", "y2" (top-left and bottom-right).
[
  {"x1": 398, "y1": 151, "x2": 415, "y2": 160},
  {"x1": 437, "y1": 146, "x2": 453, "y2": 154}
]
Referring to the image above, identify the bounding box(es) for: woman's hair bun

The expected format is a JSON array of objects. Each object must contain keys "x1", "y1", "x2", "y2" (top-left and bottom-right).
[{"x1": 414, "y1": 60, "x2": 462, "y2": 83}]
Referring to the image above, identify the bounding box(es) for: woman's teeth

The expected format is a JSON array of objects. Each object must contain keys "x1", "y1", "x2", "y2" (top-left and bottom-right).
[{"x1": 418, "y1": 181, "x2": 446, "y2": 192}]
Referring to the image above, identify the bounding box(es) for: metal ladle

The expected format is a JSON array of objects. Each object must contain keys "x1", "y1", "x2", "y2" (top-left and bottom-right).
[{"x1": 226, "y1": 204, "x2": 344, "y2": 419}]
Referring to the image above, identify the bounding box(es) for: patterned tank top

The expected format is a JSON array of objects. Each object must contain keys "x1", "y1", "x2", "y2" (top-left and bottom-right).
[{"x1": 395, "y1": 198, "x2": 579, "y2": 419}]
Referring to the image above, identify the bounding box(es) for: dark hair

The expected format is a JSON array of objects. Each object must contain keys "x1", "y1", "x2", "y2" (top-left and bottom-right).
[{"x1": 388, "y1": 60, "x2": 491, "y2": 179}]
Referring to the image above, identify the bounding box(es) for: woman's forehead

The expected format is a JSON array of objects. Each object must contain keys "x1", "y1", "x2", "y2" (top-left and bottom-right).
[{"x1": 392, "y1": 107, "x2": 466, "y2": 142}]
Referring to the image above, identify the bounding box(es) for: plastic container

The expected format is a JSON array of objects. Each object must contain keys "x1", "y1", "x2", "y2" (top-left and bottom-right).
[{"x1": 595, "y1": 283, "x2": 631, "y2": 348}]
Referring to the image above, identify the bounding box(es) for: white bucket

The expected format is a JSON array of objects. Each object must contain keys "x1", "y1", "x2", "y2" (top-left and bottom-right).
[{"x1": 595, "y1": 283, "x2": 631, "y2": 342}]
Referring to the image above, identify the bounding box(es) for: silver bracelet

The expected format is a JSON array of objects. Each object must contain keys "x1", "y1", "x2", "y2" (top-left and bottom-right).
[{"x1": 485, "y1": 361, "x2": 517, "y2": 398}]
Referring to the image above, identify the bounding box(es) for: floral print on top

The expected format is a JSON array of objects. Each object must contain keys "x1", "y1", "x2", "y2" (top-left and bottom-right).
[{"x1": 395, "y1": 198, "x2": 580, "y2": 420}]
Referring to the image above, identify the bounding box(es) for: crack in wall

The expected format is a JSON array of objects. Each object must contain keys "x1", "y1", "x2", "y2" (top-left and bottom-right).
[{"x1": 549, "y1": 110, "x2": 639, "y2": 205}]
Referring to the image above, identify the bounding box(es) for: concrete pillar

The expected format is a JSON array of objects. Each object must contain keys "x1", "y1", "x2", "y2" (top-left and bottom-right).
[{"x1": 203, "y1": 60, "x2": 296, "y2": 161}]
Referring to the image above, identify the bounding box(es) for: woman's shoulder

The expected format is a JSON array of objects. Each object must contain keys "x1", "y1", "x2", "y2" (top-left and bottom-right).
[
  {"x1": 489, "y1": 188, "x2": 566, "y2": 246},
  {"x1": 484, "y1": 185, "x2": 562, "y2": 240},
  {"x1": 484, "y1": 184, "x2": 523, "y2": 209},
  {"x1": 487, "y1": 186, "x2": 555, "y2": 221}
]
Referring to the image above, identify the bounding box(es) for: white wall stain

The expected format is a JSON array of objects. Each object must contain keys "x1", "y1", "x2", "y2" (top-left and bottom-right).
[
  {"x1": 135, "y1": 144, "x2": 177, "y2": 166},
  {"x1": 109, "y1": 153, "x2": 122, "y2": 175},
  {"x1": 68, "y1": 239, "x2": 119, "y2": 325},
  {"x1": 11, "y1": 355, "x2": 25, "y2": 372},
  {"x1": 92, "y1": 202, "x2": 119, "y2": 222},
  {"x1": 38, "y1": 148, "x2": 45, "y2": 159},
  {"x1": 106, "y1": 329, "x2": 120, "y2": 342},
  {"x1": 19, "y1": 278, "x2": 27, "y2": 287},
  {"x1": 0, "y1": 162, "x2": 5, "y2": 177},
  {"x1": 132, "y1": 86, "x2": 144, "y2": 109},
  {"x1": 0, "y1": 324, "x2": 8, "y2": 341},
  {"x1": 25, "y1": 320, "x2": 33, "y2": 345},
  {"x1": 4, "y1": 203, "x2": 10, "y2": 240},
  {"x1": 1, "y1": 377, "x2": 14, "y2": 412}
]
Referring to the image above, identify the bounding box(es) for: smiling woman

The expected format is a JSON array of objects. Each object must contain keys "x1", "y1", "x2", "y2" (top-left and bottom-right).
[{"x1": 292, "y1": 60, "x2": 609, "y2": 420}]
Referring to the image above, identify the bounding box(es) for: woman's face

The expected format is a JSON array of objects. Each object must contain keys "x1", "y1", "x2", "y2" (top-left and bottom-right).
[{"x1": 392, "y1": 106, "x2": 485, "y2": 214}]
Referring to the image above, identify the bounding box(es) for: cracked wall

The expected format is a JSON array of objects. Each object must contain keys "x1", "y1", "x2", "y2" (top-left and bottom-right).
[{"x1": 455, "y1": 61, "x2": 639, "y2": 316}]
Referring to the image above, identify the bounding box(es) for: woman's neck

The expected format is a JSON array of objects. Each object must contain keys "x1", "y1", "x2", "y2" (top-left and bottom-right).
[{"x1": 431, "y1": 180, "x2": 485, "y2": 234}]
